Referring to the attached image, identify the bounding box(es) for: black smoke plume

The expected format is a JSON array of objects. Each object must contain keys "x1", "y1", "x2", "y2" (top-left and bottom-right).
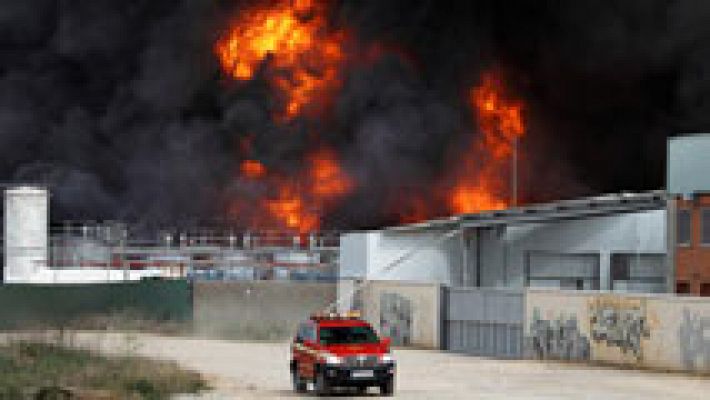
[{"x1": 1, "y1": 0, "x2": 709, "y2": 230}]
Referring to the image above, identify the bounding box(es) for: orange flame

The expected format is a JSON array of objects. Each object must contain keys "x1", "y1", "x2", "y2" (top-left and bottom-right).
[
  {"x1": 447, "y1": 71, "x2": 525, "y2": 215},
  {"x1": 309, "y1": 148, "x2": 354, "y2": 197},
  {"x1": 265, "y1": 184, "x2": 320, "y2": 233},
  {"x1": 472, "y1": 73, "x2": 525, "y2": 160},
  {"x1": 233, "y1": 147, "x2": 353, "y2": 233},
  {"x1": 265, "y1": 148, "x2": 353, "y2": 232},
  {"x1": 450, "y1": 181, "x2": 507, "y2": 214},
  {"x1": 240, "y1": 159, "x2": 267, "y2": 179},
  {"x1": 215, "y1": 0, "x2": 345, "y2": 119}
]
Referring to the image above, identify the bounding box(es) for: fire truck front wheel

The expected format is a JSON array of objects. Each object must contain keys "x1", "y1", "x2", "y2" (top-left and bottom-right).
[
  {"x1": 380, "y1": 377, "x2": 394, "y2": 396},
  {"x1": 315, "y1": 369, "x2": 332, "y2": 396},
  {"x1": 290, "y1": 363, "x2": 307, "y2": 393}
]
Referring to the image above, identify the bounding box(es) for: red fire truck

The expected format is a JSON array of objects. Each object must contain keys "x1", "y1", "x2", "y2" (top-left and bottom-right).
[{"x1": 290, "y1": 312, "x2": 396, "y2": 396}]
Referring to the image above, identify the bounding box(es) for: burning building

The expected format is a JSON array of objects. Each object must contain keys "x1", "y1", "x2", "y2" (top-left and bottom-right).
[{"x1": 339, "y1": 134, "x2": 710, "y2": 297}]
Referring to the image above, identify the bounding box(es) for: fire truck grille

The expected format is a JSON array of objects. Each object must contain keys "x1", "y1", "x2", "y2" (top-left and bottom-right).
[{"x1": 343, "y1": 355, "x2": 379, "y2": 367}]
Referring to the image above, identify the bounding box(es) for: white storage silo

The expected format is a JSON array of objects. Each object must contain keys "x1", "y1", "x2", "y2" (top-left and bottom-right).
[{"x1": 3, "y1": 186, "x2": 49, "y2": 283}]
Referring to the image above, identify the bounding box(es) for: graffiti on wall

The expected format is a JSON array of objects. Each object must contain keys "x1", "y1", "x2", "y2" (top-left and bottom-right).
[
  {"x1": 380, "y1": 292, "x2": 412, "y2": 346},
  {"x1": 588, "y1": 297, "x2": 650, "y2": 361},
  {"x1": 526, "y1": 307, "x2": 591, "y2": 360},
  {"x1": 679, "y1": 308, "x2": 710, "y2": 370}
]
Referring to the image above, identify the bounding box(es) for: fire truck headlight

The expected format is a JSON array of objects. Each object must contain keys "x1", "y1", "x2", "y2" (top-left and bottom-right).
[
  {"x1": 380, "y1": 353, "x2": 395, "y2": 363},
  {"x1": 324, "y1": 355, "x2": 342, "y2": 365}
]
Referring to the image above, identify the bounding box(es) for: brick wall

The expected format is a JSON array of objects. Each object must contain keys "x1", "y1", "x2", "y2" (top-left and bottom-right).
[{"x1": 674, "y1": 194, "x2": 710, "y2": 296}]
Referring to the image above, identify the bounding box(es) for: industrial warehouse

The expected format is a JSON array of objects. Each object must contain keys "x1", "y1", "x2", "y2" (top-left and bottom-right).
[{"x1": 340, "y1": 134, "x2": 710, "y2": 296}]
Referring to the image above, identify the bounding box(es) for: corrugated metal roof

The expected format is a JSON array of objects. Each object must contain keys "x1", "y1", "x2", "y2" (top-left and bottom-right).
[{"x1": 382, "y1": 190, "x2": 667, "y2": 232}]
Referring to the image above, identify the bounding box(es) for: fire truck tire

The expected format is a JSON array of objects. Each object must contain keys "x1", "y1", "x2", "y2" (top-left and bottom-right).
[
  {"x1": 315, "y1": 370, "x2": 331, "y2": 396},
  {"x1": 291, "y1": 366, "x2": 307, "y2": 393},
  {"x1": 380, "y1": 377, "x2": 395, "y2": 396}
]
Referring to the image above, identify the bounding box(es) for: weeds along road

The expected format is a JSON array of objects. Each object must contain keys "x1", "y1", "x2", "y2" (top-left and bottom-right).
[{"x1": 4, "y1": 331, "x2": 710, "y2": 399}]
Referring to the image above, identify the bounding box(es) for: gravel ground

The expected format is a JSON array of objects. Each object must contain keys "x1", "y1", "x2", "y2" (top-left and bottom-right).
[{"x1": 4, "y1": 331, "x2": 710, "y2": 399}]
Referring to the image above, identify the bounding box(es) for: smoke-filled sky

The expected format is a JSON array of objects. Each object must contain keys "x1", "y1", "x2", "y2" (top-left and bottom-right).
[{"x1": 1, "y1": 0, "x2": 709, "y2": 230}]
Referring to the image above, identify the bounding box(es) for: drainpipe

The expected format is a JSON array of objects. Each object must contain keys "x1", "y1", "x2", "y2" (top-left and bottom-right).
[
  {"x1": 460, "y1": 228, "x2": 467, "y2": 287},
  {"x1": 667, "y1": 197, "x2": 676, "y2": 294},
  {"x1": 476, "y1": 228, "x2": 482, "y2": 287}
]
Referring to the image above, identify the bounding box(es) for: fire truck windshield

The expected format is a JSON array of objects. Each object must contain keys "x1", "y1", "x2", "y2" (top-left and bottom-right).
[{"x1": 319, "y1": 326, "x2": 379, "y2": 345}]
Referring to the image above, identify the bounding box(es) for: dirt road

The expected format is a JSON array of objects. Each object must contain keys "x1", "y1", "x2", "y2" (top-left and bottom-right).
[{"x1": 8, "y1": 332, "x2": 710, "y2": 399}]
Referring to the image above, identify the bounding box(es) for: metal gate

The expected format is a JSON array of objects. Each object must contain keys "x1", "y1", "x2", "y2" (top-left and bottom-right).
[{"x1": 443, "y1": 287, "x2": 524, "y2": 358}]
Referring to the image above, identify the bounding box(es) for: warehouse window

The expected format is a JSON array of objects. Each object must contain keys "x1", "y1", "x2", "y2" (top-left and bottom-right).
[
  {"x1": 676, "y1": 281, "x2": 690, "y2": 294},
  {"x1": 677, "y1": 209, "x2": 691, "y2": 246},
  {"x1": 610, "y1": 254, "x2": 665, "y2": 293},
  {"x1": 525, "y1": 252, "x2": 600, "y2": 290},
  {"x1": 701, "y1": 283, "x2": 710, "y2": 297},
  {"x1": 611, "y1": 256, "x2": 630, "y2": 282},
  {"x1": 702, "y1": 209, "x2": 710, "y2": 245}
]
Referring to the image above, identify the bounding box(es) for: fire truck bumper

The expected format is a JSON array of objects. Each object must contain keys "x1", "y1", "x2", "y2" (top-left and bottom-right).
[{"x1": 321, "y1": 364, "x2": 395, "y2": 387}]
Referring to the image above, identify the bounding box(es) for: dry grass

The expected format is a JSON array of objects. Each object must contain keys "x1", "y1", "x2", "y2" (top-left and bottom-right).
[{"x1": 0, "y1": 341, "x2": 208, "y2": 399}]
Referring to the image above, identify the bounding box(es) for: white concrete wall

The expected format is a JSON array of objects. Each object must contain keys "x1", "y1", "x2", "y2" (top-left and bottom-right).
[
  {"x1": 360, "y1": 280, "x2": 442, "y2": 349},
  {"x1": 3, "y1": 187, "x2": 49, "y2": 283},
  {"x1": 526, "y1": 289, "x2": 710, "y2": 373},
  {"x1": 23, "y1": 268, "x2": 163, "y2": 283},
  {"x1": 339, "y1": 229, "x2": 462, "y2": 285}
]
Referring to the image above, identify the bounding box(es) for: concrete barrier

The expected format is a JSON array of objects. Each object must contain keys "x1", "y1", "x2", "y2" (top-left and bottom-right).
[
  {"x1": 359, "y1": 281, "x2": 441, "y2": 349},
  {"x1": 525, "y1": 289, "x2": 710, "y2": 373},
  {"x1": 192, "y1": 281, "x2": 336, "y2": 340}
]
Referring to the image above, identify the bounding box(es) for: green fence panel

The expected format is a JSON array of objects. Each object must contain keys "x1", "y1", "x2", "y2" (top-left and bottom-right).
[{"x1": 0, "y1": 279, "x2": 192, "y2": 329}]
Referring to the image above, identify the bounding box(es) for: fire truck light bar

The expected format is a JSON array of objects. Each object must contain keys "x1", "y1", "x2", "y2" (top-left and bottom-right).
[{"x1": 310, "y1": 310, "x2": 361, "y2": 320}]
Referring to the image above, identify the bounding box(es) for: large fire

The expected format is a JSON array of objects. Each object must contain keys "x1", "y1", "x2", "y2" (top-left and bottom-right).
[
  {"x1": 215, "y1": 0, "x2": 345, "y2": 119},
  {"x1": 233, "y1": 148, "x2": 353, "y2": 233},
  {"x1": 219, "y1": 0, "x2": 353, "y2": 232},
  {"x1": 218, "y1": 1, "x2": 524, "y2": 231},
  {"x1": 446, "y1": 71, "x2": 525, "y2": 215}
]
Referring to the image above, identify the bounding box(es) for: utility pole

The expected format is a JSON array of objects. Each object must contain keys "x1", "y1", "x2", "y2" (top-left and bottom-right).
[
  {"x1": 512, "y1": 136, "x2": 518, "y2": 207},
  {"x1": 122, "y1": 226, "x2": 128, "y2": 282}
]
